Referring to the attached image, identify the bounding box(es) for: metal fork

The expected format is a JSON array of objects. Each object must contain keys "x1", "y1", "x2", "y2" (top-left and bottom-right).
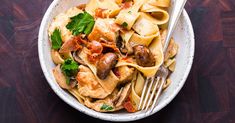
[{"x1": 138, "y1": 0, "x2": 188, "y2": 112}]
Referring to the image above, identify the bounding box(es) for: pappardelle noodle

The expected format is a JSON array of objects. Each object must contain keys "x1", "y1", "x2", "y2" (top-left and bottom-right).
[{"x1": 49, "y1": 0, "x2": 178, "y2": 112}]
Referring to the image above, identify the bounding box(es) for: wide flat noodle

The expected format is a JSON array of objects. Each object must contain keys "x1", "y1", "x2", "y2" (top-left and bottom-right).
[
  {"x1": 115, "y1": 0, "x2": 147, "y2": 30},
  {"x1": 129, "y1": 71, "x2": 140, "y2": 109},
  {"x1": 141, "y1": 1, "x2": 169, "y2": 25},
  {"x1": 134, "y1": 72, "x2": 145, "y2": 96},
  {"x1": 147, "y1": 0, "x2": 171, "y2": 8},
  {"x1": 69, "y1": 88, "x2": 85, "y2": 104},
  {"x1": 116, "y1": 36, "x2": 164, "y2": 77},
  {"x1": 115, "y1": 11, "x2": 139, "y2": 30},
  {"x1": 132, "y1": 12, "x2": 159, "y2": 36},
  {"x1": 128, "y1": 12, "x2": 160, "y2": 47},
  {"x1": 120, "y1": 30, "x2": 134, "y2": 42},
  {"x1": 85, "y1": 0, "x2": 120, "y2": 17},
  {"x1": 79, "y1": 47, "x2": 119, "y2": 94},
  {"x1": 48, "y1": 7, "x2": 83, "y2": 42},
  {"x1": 129, "y1": 33, "x2": 158, "y2": 47}
]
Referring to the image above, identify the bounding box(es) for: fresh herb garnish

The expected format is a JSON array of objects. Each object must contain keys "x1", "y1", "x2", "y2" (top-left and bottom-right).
[
  {"x1": 61, "y1": 58, "x2": 79, "y2": 78},
  {"x1": 66, "y1": 12, "x2": 95, "y2": 35},
  {"x1": 65, "y1": 76, "x2": 70, "y2": 85},
  {"x1": 100, "y1": 104, "x2": 113, "y2": 111},
  {"x1": 128, "y1": 11, "x2": 132, "y2": 14},
  {"x1": 121, "y1": 22, "x2": 128, "y2": 28},
  {"x1": 51, "y1": 28, "x2": 62, "y2": 50}
]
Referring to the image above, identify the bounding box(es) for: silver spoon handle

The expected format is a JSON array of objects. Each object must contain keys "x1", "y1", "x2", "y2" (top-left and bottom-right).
[{"x1": 163, "y1": 0, "x2": 187, "y2": 52}]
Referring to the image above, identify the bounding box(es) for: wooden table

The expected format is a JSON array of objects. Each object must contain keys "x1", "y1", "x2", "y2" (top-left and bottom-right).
[{"x1": 0, "y1": 0, "x2": 235, "y2": 123}]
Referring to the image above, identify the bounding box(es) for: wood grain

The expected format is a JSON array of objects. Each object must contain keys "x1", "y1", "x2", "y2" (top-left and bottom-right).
[{"x1": 0, "y1": 0, "x2": 235, "y2": 123}]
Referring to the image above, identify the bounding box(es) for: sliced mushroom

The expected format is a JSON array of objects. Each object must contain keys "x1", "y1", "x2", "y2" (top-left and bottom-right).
[
  {"x1": 73, "y1": 51, "x2": 87, "y2": 66},
  {"x1": 133, "y1": 45, "x2": 156, "y2": 67},
  {"x1": 164, "y1": 39, "x2": 178, "y2": 61},
  {"x1": 61, "y1": 52, "x2": 73, "y2": 60},
  {"x1": 53, "y1": 65, "x2": 76, "y2": 89},
  {"x1": 112, "y1": 87, "x2": 123, "y2": 104},
  {"x1": 96, "y1": 53, "x2": 118, "y2": 79},
  {"x1": 114, "y1": 83, "x2": 131, "y2": 107},
  {"x1": 51, "y1": 50, "x2": 64, "y2": 64}
]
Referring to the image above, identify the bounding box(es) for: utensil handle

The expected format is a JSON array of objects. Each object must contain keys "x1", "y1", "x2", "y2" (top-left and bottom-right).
[{"x1": 163, "y1": 0, "x2": 187, "y2": 52}]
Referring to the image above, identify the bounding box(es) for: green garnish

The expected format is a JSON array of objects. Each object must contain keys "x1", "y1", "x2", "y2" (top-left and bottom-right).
[
  {"x1": 51, "y1": 28, "x2": 62, "y2": 50},
  {"x1": 128, "y1": 11, "x2": 132, "y2": 14},
  {"x1": 121, "y1": 22, "x2": 128, "y2": 28},
  {"x1": 66, "y1": 12, "x2": 95, "y2": 35},
  {"x1": 61, "y1": 58, "x2": 79, "y2": 78},
  {"x1": 100, "y1": 104, "x2": 113, "y2": 111},
  {"x1": 65, "y1": 76, "x2": 70, "y2": 85}
]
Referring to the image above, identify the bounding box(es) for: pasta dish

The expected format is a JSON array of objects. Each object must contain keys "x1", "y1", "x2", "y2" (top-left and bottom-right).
[{"x1": 49, "y1": 0, "x2": 178, "y2": 112}]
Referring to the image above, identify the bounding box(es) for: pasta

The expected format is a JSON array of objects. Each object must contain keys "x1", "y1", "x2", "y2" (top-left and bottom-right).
[{"x1": 48, "y1": 0, "x2": 178, "y2": 113}]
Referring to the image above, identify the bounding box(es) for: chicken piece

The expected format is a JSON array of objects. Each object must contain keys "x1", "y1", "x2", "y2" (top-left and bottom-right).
[
  {"x1": 48, "y1": 7, "x2": 83, "y2": 42},
  {"x1": 84, "y1": 89, "x2": 119, "y2": 112},
  {"x1": 88, "y1": 18, "x2": 120, "y2": 42},
  {"x1": 76, "y1": 65, "x2": 109, "y2": 99},
  {"x1": 116, "y1": 66, "x2": 134, "y2": 84},
  {"x1": 53, "y1": 65, "x2": 76, "y2": 89},
  {"x1": 84, "y1": 83, "x2": 131, "y2": 112}
]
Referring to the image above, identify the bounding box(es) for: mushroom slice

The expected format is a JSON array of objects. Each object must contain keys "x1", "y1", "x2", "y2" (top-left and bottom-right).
[
  {"x1": 73, "y1": 51, "x2": 87, "y2": 66},
  {"x1": 51, "y1": 50, "x2": 64, "y2": 64},
  {"x1": 61, "y1": 52, "x2": 74, "y2": 60},
  {"x1": 96, "y1": 53, "x2": 118, "y2": 80},
  {"x1": 164, "y1": 39, "x2": 178, "y2": 61},
  {"x1": 115, "y1": 83, "x2": 131, "y2": 107},
  {"x1": 53, "y1": 65, "x2": 76, "y2": 89}
]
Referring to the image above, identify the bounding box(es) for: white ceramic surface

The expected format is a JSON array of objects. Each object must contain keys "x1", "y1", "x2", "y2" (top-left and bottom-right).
[{"x1": 38, "y1": 0, "x2": 195, "y2": 122}]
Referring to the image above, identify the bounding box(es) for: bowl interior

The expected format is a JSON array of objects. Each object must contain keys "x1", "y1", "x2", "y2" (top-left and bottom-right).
[{"x1": 38, "y1": 0, "x2": 194, "y2": 121}]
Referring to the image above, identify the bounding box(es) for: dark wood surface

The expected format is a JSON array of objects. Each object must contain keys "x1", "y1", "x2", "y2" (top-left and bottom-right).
[{"x1": 0, "y1": 0, "x2": 235, "y2": 123}]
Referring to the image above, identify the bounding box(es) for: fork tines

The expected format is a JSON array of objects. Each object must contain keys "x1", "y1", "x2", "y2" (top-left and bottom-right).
[{"x1": 138, "y1": 76, "x2": 165, "y2": 112}]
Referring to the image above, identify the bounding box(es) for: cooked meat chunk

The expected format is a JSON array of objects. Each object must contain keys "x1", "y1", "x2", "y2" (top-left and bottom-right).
[
  {"x1": 114, "y1": 66, "x2": 134, "y2": 84},
  {"x1": 53, "y1": 65, "x2": 76, "y2": 89},
  {"x1": 76, "y1": 65, "x2": 109, "y2": 99},
  {"x1": 88, "y1": 18, "x2": 120, "y2": 42}
]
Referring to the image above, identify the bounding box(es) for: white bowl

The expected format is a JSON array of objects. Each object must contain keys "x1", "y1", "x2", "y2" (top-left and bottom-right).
[{"x1": 38, "y1": 0, "x2": 195, "y2": 122}]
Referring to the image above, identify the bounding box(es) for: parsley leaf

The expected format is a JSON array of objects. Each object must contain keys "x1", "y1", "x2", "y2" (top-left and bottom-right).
[
  {"x1": 61, "y1": 58, "x2": 79, "y2": 77},
  {"x1": 66, "y1": 12, "x2": 95, "y2": 35},
  {"x1": 65, "y1": 76, "x2": 70, "y2": 85},
  {"x1": 51, "y1": 28, "x2": 62, "y2": 50},
  {"x1": 121, "y1": 22, "x2": 128, "y2": 28},
  {"x1": 100, "y1": 104, "x2": 113, "y2": 111}
]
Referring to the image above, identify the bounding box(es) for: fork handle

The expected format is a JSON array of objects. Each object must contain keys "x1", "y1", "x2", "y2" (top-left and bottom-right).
[{"x1": 163, "y1": 0, "x2": 187, "y2": 52}]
